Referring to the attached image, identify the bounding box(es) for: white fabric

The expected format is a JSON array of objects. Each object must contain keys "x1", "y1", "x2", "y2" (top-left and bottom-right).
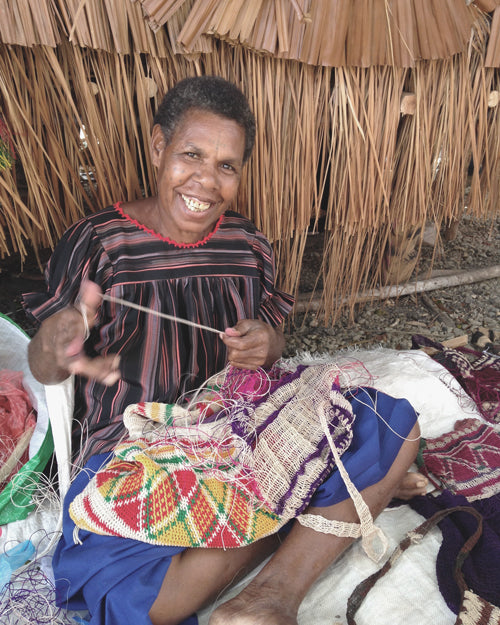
[{"x1": 293, "y1": 347, "x2": 483, "y2": 438}]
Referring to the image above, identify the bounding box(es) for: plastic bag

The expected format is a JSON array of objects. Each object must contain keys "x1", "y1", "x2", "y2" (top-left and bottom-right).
[
  {"x1": 0, "y1": 370, "x2": 37, "y2": 489},
  {"x1": 0, "y1": 314, "x2": 53, "y2": 525}
]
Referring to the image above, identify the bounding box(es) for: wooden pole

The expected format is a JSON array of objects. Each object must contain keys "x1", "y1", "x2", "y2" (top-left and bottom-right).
[{"x1": 294, "y1": 265, "x2": 500, "y2": 313}]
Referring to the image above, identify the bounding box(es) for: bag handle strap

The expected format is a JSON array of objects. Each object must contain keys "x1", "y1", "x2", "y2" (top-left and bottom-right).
[{"x1": 346, "y1": 505, "x2": 483, "y2": 625}]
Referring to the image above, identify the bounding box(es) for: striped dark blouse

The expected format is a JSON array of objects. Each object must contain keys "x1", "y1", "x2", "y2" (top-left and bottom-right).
[{"x1": 23, "y1": 204, "x2": 294, "y2": 468}]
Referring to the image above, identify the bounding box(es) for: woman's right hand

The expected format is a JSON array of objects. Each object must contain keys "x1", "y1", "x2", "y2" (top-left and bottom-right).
[{"x1": 28, "y1": 280, "x2": 121, "y2": 386}]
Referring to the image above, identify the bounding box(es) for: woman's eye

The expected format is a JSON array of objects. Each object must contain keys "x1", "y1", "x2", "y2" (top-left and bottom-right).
[{"x1": 221, "y1": 163, "x2": 235, "y2": 172}]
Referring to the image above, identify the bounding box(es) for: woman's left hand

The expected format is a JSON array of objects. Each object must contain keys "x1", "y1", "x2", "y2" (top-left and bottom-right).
[{"x1": 222, "y1": 319, "x2": 285, "y2": 370}]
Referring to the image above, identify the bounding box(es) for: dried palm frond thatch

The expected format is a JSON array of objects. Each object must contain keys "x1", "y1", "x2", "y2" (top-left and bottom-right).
[
  {"x1": 141, "y1": 0, "x2": 478, "y2": 67},
  {"x1": 0, "y1": 0, "x2": 499, "y2": 323},
  {"x1": 485, "y1": 6, "x2": 500, "y2": 66},
  {"x1": 0, "y1": 0, "x2": 61, "y2": 47},
  {"x1": 0, "y1": 38, "x2": 198, "y2": 255}
]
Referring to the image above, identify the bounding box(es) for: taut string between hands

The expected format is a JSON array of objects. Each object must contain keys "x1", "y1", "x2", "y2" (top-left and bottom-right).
[{"x1": 99, "y1": 294, "x2": 224, "y2": 337}]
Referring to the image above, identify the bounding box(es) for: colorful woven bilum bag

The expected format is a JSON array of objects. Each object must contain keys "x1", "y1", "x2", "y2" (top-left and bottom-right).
[
  {"x1": 70, "y1": 363, "x2": 359, "y2": 549},
  {"x1": 0, "y1": 314, "x2": 54, "y2": 525}
]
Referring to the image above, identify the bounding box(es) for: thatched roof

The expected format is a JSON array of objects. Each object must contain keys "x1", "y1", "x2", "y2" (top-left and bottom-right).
[
  {"x1": 141, "y1": 0, "x2": 481, "y2": 67},
  {"x1": 1, "y1": 1, "x2": 499, "y2": 321},
  {"x1": 1, "y1": 1, "x2": 499, "y2": 65},
  {"x1": 0, "y1": 0, "x2": 171, "y2": 54}
]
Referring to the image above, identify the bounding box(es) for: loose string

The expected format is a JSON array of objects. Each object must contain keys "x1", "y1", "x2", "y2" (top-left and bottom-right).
[
  {"x1": 0, "y1": 529, "x2": 80, "y2": 625},
  {"x1": 100, "y1": 293, "x2": 224, "y2": 337},
  {"x1": 76, "y1": 302, "x2": 90, "y2": 341},
  {"x1": 1, "y1": 564, "x2": 79, "y2": 625},
  {"x1": 346, "y1": 386, "x2": 422, "y2": 442}
]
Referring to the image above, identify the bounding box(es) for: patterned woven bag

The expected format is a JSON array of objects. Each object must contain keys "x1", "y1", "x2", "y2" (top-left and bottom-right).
[
  {"x1": 417, "y1": 418, "x2": 500, "y2": 501},
  {"x1": 69, "y1": 364, "x2": 362, "y2": 549},
  {"x1": 346, "y1": 506, "x2": 500, "y2": 625}
]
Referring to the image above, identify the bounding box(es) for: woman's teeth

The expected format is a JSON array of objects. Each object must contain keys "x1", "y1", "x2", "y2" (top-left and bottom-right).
[{"x1": 182, "y1": 194, "x2": 211, "y2": 212}]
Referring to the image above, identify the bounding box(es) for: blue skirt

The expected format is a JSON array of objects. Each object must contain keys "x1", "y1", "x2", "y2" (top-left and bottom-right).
[{"x1": 53, "y1": 387, "x2": 417, "y2": 625}]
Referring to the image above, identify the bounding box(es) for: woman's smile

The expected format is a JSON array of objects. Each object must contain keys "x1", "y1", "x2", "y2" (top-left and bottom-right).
[{"x1": 181, "y1": 194, "x2": 212, "y2": 213}]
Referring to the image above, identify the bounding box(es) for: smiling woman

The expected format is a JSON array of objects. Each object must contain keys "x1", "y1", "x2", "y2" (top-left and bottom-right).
[
  {"x1": 21, "y1": 75, "x2": 296, "y2": 624},
  {"x1": 24, "y1": 75, "x2": 292, "y2": 462},
  {"x1": 122, "y1": 76, "x2": 254, "y2": 246},
  {"x1": 21, "y1": 76, "x2": 423, "y2": 625}
]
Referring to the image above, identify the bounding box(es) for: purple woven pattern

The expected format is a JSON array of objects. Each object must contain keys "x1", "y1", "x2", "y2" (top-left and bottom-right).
[
  {"x1": 419, "y1": 418, "x2": 500, "y2": 501},
  {"x1": 224, "y1": 364, "x2": 354, "y2": 519},
  {"x1": 409, "y1": 490, "x2": 500, "y2": 615},
  {"x1": 411, "y1": 334, "x2": 500, "y2": 424},
  {"x1": 227, "y1": 365, "x2": 307, "y2": 443},
  {"x1": 272, "y1": 394, "x2": 354, "y2": 517}
]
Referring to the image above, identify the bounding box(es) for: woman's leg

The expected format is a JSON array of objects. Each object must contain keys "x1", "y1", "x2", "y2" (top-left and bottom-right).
[
  {"x1": 149, "y1": 532, "x2": 282, "y2": 625},
  {"x1": 208, "y1": 422, "x2": 422, "y2": 625},
  {"x1": 149, "y1": 422, "x2": 421, "y2": 625}
]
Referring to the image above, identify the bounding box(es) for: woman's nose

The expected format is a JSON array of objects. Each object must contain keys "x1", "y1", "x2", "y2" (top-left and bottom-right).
[{"x1": 193, "y1": 160, "x2": 218, "y2": 188}]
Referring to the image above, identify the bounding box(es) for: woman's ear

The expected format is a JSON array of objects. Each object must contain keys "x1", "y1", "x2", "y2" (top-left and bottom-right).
[{"x1": 150, "y1": 124, "x2": 166, "y2": 167}]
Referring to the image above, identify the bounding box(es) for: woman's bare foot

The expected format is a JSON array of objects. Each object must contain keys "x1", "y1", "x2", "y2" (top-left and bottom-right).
[
  {"x1": 209, "y1": 580, "x2": 298, "y2": 625},
  {"x1": 393, "y1": 471, "x2": 429, "y2": 500}
]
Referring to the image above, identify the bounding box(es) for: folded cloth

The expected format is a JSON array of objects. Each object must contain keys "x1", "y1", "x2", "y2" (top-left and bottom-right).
[
  {"x1": 408, "y1": 490, "x2": 500, "y2": 614},
  {"x1": 411, "y1": 334, "x2": 500, "y2": 424}
]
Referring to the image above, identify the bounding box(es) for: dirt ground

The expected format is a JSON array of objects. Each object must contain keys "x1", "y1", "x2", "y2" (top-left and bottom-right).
[{"x1": 283, "y1": 213, "x2": 500, "y2": 356}]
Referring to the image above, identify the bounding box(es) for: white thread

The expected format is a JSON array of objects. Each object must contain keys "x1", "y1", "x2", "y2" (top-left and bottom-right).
[
  {"x1": 72, "y1": 526, "x2": 82, "y2": 546},
  {"x1": 77, "y1": 302, "x2": 90, "y2": 341},
  {"x1": 100, "y1": 293, "x2": 224, "y2": 337},
  {"x1": 347, "y1": 387, "x2": 421, "y2": 442}
]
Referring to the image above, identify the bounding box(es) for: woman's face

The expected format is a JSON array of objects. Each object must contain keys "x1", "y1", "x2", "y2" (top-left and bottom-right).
[{"x1": 151, "y1": 108, "x2": 246, "y2": 244}]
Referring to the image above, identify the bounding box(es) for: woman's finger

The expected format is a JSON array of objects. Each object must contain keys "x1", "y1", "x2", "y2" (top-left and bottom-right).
[{"x1": 68, "y1": 354, "x2": 121, "y2": 386}]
